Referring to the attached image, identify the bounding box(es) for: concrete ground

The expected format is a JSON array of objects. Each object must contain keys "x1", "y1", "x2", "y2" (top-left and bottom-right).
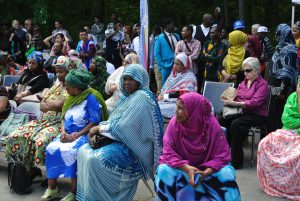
[{"x1": 0, "y1": 144, "x2": 290, "y2": 201}]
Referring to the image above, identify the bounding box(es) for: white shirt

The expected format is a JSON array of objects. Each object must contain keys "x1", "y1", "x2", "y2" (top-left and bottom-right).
[
  {"x1": 106, "y1": 62, "x2": 115, "y2": 75},
  {"x1": 105, "y1": 28, "x2": 123, "y2": 42},
  {"x1": 132, "y1": 36, "x2": 140, "y2": 54},
  {"x1": 201, "y1": 24, "x2": 210, "y2": 37},
  {"x1": 164, "y1": 31, "x2": 177, "y2": 50},
  {"x1": 88, "y1": 34, "x2": 98, "y2": 46},
  {"x1": 192, "y1": 24, "x2": 210, "y2": 38}
]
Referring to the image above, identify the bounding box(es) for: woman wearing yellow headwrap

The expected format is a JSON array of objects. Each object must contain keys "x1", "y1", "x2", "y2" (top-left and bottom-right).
[{"x1": 221, "y1": 30, "x2": 248, "y2": 84}]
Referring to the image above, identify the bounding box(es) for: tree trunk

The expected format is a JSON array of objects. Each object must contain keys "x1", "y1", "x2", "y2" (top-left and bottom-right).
[
  {"x1": 224, "y1": 0, "x2": 229, "y2": 28},
  {"x1": 239, "y1": 0, "x2": 244, "y2": 20}
]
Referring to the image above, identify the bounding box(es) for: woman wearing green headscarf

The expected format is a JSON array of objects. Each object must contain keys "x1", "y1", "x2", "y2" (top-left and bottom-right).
[
  {"x1": 257, "y1": 83, "x2": 300, "y2": 200},
  {"x1": 41, "y1": 69, "x2": 108, "y2": 201},
  {"x1": 90, "y1": 56, "x2": 110, "y2": 100}
]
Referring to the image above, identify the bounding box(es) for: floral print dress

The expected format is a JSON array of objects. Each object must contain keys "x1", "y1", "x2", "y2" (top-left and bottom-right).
[{"x1": 5, "y1": 83, "x2": 67, "y2": 169}]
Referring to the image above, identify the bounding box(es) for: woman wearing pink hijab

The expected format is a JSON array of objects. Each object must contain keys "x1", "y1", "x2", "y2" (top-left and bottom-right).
[{"x1": 155, "y1": 92, "x2": 241, "y2": 201}]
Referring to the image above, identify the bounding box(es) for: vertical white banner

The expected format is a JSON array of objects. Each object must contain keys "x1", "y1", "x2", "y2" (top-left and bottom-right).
[{"x1": 140, "y1": 0, "x2": 149, "y2": 70}]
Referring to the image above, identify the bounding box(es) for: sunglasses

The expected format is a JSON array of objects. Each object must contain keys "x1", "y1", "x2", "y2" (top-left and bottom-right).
[{"x1": 243, "y1": 68, "x2": 253, "y2": 73}]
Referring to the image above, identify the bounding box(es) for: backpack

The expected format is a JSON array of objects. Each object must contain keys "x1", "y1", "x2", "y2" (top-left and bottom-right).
[
  {"x1": 8, "y1": 158, "x2": 32, "y2": 194},
  {"x1": 0, "y1": 112, "x2": 30, "y2": 137}
]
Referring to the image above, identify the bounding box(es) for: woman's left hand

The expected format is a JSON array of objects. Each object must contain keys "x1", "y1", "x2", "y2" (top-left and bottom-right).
[
  {"x1": 197, "y1": 167, "x2": 213, "y2": 180},
  {"x1": 222, "y1": 99, "x2": 236, "y2": 106},
  {"x1": 64, "y1": 133, "x2": 78, "y2": 142},
  {"x1": 14, "y1": 93, "x2": 24, "y2": 102}
]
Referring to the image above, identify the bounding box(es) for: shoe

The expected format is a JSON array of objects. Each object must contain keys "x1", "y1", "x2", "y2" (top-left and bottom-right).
[
  {"x1": 41, "y1": 188, "x2": 61, "y2": 201},
  {"x1": 60, "y1": 192, "x2": 76, "y2": 201},
  {"x1": 232, "y1": 163, "x2": 243, "y2": 170}
]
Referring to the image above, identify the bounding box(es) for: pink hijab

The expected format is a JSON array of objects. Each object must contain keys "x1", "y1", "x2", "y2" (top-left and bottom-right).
[{"x1": 158, "y1": 92, "x2": 231, "y2": 171}]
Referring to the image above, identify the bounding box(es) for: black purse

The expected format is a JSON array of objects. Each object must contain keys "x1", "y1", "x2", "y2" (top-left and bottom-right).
[{"x1": 88, "y1": 133, "x2": 115, "y2": 149}]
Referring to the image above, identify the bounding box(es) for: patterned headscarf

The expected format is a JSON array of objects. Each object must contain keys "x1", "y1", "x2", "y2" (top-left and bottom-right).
[
  {"x1": 27, "y1": 51, "x2": 43, "y2": 63},
  {"x1": 270, "y1": 24, "x2": 298, "y2": 86},
  {"x1": 90, "y1": 56, "x2": 110, "y2": 99},
  {"x1": 56, "y1": 56, "x2": 86, "y2": 72}
]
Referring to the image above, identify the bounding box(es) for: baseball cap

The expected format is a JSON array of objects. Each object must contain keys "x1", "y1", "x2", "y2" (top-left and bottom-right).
[
  {"x1": 257, "y1": 26, "x2": 269, "y2": 33},
  {"x1": 233, "y1": 20, "x2": 246, "y2": 30}
]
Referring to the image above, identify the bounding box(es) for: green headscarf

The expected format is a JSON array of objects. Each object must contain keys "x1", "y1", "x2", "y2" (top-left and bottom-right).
[
  {"x1": 61, "y1": 87, "x2": 108, "y2": 121},
  {"x1": 90, "y1": 56, "x2": 110, "y2": 100},
  {"x1": 281, "y1": 92, "x2": 300, "y2": 134},
  {"x1": 65, "y1": 69, "x2": 92, "y2": 89}
]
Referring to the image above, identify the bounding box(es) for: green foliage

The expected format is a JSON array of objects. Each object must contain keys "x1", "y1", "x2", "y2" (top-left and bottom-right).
[{"x1": 0, "y1": 0, "x2": 296, "y2": 45}]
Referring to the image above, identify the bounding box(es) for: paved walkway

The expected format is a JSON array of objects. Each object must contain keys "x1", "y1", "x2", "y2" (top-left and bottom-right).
[{"x1": 0, "y1": 145, "x2": 289, "y2": 201}]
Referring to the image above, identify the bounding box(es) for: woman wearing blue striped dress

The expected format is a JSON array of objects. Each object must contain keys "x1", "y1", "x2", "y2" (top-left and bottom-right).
[{"x1": 76, "y1": 64, "x2": 164, "y2": 201}]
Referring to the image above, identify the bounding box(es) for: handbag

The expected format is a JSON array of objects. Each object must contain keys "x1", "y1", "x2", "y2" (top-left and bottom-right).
[
  {"x1": 88, "y1": 133, "x2": 114, "y2": 149},
  {"x1": 222, "y1": 105, "x2": 243, "y2": 118},
  {"x1": 14, "y1": 74, "x2": 49, "y2": 103},
  {"x1": 221, "y1": 87, "x2": 243, "y2": 118},
  {"x1": 8, "y1": 157, "x2": 32, "y2": 194}
]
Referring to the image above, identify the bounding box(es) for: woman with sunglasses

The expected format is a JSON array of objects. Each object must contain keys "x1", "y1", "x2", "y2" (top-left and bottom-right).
[{"x1": 219, "y1": 57, "x2": 268, "y2": 169}]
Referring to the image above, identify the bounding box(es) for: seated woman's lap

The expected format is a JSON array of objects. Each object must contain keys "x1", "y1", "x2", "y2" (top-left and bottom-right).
[
  {"x1": 155, "y1": 164, "x2": 240, "y2": 200},
  {"x1": 80, "y1": 142, "x2": 142, "y2": 175}
]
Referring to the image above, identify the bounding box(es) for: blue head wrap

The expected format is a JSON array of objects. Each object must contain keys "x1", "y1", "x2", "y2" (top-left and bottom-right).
[
  {"x1": 27, "y1": 51, "x2": 43, "y2": 63},
  {"x1": 271, "y1": 24, "x2": 298, "y2": 86}
]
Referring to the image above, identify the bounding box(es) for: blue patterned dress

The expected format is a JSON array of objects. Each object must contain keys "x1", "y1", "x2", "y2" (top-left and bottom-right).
[{"x1": 46, "y1": 94, "x2": 101, "y2": 178}]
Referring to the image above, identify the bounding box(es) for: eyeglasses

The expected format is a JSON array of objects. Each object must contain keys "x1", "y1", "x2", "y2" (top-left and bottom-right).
[{"x1": 243, "y1": 68, "x2": 253, "y2": 73}]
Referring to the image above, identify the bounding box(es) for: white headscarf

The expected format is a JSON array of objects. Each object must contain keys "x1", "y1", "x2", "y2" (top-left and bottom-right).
[{"x1": 175, "y1": 53, "x2": 190, "y2": 69}]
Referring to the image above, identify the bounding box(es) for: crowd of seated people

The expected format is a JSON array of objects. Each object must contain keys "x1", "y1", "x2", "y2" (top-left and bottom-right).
[{"x1": 0, "y1": 10, "x2": 300, "y2": 201}]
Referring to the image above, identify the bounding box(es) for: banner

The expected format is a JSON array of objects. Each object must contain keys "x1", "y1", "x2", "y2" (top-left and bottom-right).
[{"x1": 140, "y1": 0, "x2": 149, "y2": 70}]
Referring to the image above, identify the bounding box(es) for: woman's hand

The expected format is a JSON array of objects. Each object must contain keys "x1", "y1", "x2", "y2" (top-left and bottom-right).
[
  {"x1": 223, "y1": 73, "x2": 231, "y2": 81},
  {"x1": 197, "y1": 167, "x2": 213, "y2": 180},
  {"x1": 157, "y1": 95, "x2": 163, "y2": 101},
  {"x1": 40, "y1": 101, "x2": 50, "y2": 113},
  {"x1": 88, "y1": 126, "x2": 100, "y2": 137},
  {"x1": 63, "y1": 132, "x2": 78, "y2": 143},
  {"x1": 14, "y1": 93, "x2": 24, "y2": 102},
  {"x1": 222, "y1": 99, "x2": 235, "y2": 106},
  {"x1": 109, "y1": 84, "x2": 117, "y2": 93},
  {"x1": 180, "y1": 165, "x2": 201, "y2": 188}
]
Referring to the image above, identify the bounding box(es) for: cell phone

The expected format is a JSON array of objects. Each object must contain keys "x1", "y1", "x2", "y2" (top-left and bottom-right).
[{"x1": 194, "y1": 173, "x2": 201, "y2": 185}]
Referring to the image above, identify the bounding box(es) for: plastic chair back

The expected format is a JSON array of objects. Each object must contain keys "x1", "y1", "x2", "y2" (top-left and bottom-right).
[
  {"x1": 2, "y1": 75, "x2": 20, "y2": 86},
  {"x1": 203, "y1": 81, "x2": 234, "y2": 115}
]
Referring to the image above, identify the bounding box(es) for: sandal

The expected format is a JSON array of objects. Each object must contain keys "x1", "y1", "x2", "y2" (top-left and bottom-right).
[{"x1": 41, "y1": 188, "x2": 61, "y2": 201}]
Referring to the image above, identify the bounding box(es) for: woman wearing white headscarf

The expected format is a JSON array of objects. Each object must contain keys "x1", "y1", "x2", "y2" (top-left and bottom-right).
[
  {"x1": 104, "y1": 53, "x2": 139, "y2": 114},
  {"x1": 158, "y1": 53, "x2": 197, "y2": 118}
]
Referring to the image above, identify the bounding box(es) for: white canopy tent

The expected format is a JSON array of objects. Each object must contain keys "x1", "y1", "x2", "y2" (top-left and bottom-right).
[{"x1": 292, "y1": 0, "x2": 300, "y2": 25}]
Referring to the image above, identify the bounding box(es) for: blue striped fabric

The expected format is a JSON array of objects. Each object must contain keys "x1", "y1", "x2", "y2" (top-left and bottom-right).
[{"x1": 76, "y1": 64, "x2": 164, "y2": 201}]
